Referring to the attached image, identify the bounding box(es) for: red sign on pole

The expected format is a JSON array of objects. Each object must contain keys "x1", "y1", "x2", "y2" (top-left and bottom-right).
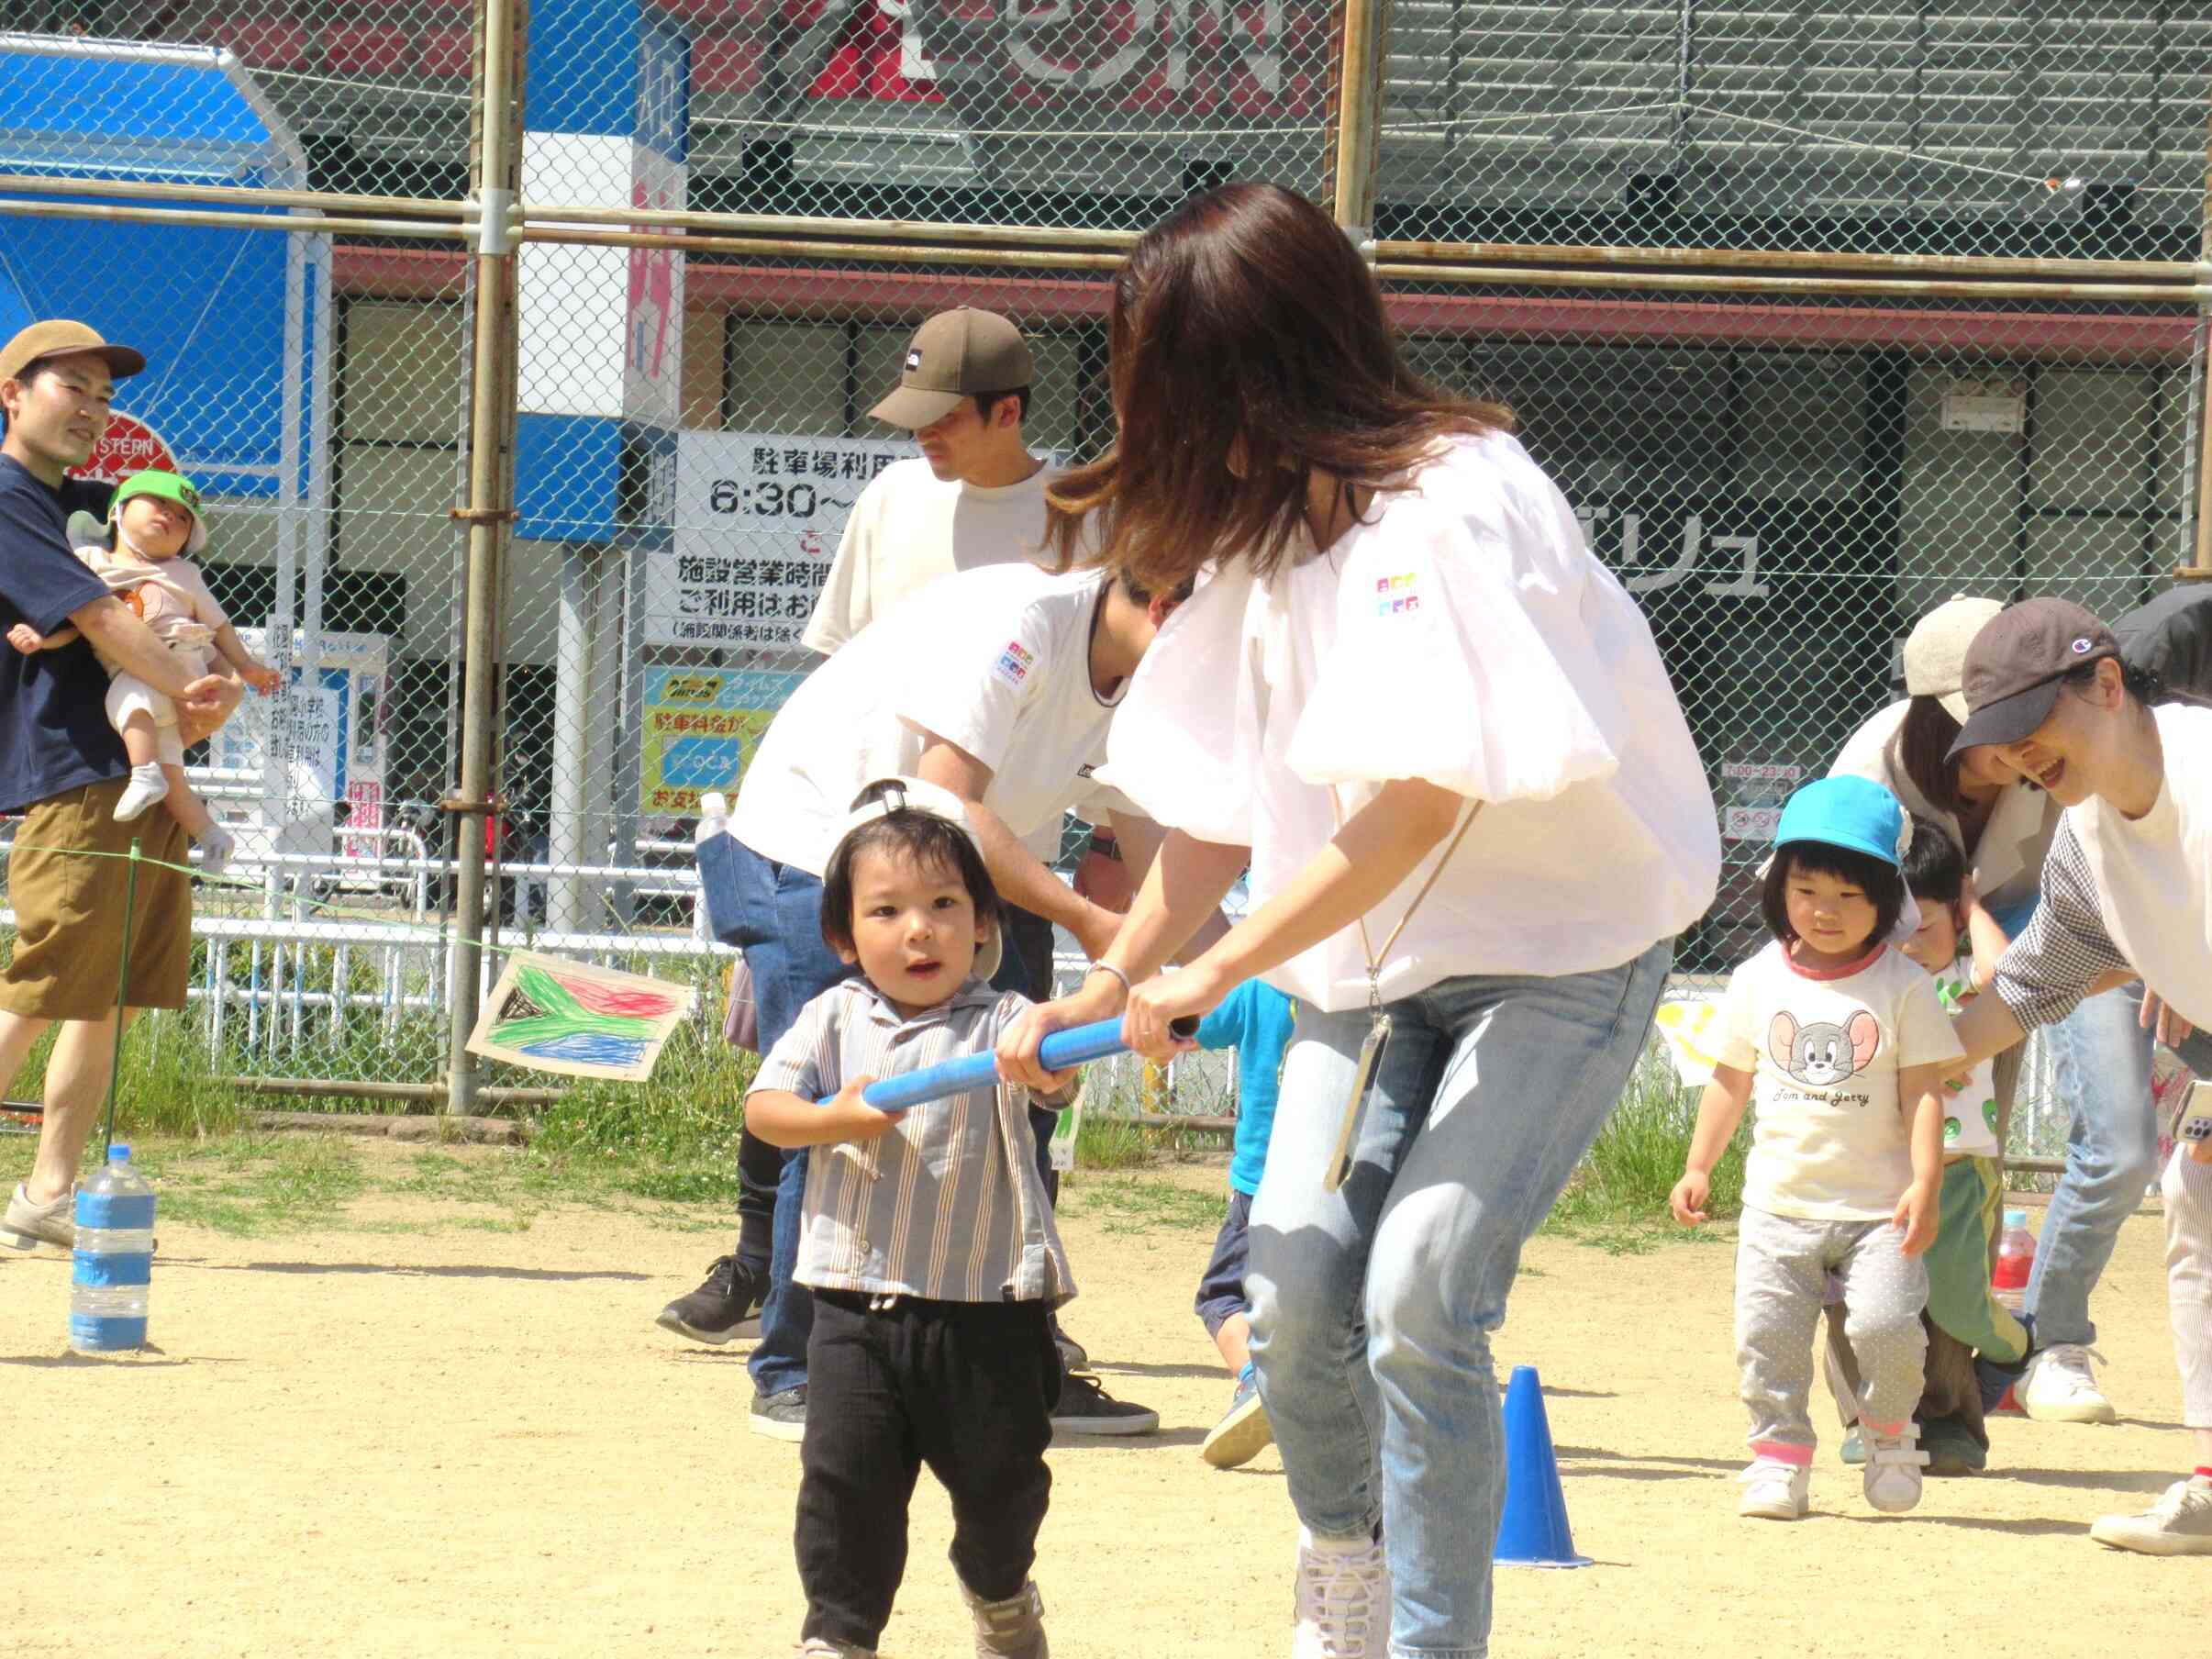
[{"x1": 69, "y1": 413, "x2": 177, "y2": 487}]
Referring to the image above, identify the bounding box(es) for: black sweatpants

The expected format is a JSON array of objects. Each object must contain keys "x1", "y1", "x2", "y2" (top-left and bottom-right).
[{"x1": 796, "y1": 1289, "x2": 1062, "y2": 1649}]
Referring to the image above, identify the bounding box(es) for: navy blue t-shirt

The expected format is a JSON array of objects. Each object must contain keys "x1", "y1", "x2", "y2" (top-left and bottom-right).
[{"x1": 0, "y1": 454, "x2": 128, "y2": 812}]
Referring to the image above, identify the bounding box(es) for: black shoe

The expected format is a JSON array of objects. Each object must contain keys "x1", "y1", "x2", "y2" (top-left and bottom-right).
[
  {"x1": 1051, "y1": 1371, "x2": 1159, "y2": 1436},
  {"x1": 750, "y1": 1385, "x2": 807, "y2": 1442},
  {"x1": 655, "y1": 1254, "x2": 764, "y2": 1346},
  {"x1": 1921, "y1": 1413, "x2": 1989, "y2": 1476}
]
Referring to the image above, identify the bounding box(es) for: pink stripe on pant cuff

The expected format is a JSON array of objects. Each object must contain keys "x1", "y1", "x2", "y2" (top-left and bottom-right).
[{"x1": 1751, "y1": 1442, "x2": 1813, "y2": 1466}]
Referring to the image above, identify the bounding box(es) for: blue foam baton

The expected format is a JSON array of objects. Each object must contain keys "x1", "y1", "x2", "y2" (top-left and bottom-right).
[{"x1": 819, "y1": 1014, "x2": 1199, "y2": 1114}]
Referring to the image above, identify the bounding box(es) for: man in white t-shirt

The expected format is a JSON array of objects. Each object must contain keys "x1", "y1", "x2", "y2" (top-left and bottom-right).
[
  {"x1": 799, "y1": 306, "x2": 1133, "y2": 945},
  {"x1": 801, "y1": 306, "x2": 1054, "y2": 658},
  {"x1": 696, "y1": 560, "x2": 1189, "y2": 1442}
]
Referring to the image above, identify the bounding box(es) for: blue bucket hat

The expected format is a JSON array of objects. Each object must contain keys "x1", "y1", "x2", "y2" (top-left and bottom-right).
[{"x1": 1773, "y1": 775, "x2": 1911, "y2": 869}]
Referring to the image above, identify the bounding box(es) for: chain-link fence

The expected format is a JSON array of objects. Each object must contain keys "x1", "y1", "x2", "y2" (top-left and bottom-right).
[{"x1": 2, "y1": 3, "x2": 2208, "y2": 1139}]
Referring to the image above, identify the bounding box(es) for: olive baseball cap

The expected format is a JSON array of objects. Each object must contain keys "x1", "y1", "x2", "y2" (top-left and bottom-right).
[
  {"x1": 1903, "y1": 595, "x2": 2005, "y2": 723},
  {"x1": 111, "y1": 469, "x2": 207, "y2": 555},
  {"x1": 1947, "y1": 596, "x2": 2118, "y2": 759},
  {"x1": 868, "y1": 308, "x2": 1032, "y2": 430},
  {"x1": 0, "y1": 319, "x2": 146, "y2": 384}
]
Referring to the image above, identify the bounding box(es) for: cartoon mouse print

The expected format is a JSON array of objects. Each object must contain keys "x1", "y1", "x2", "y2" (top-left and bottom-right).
[{"x1": 1769, "y1": 1010, "x2": 1880, "y2": 1087}]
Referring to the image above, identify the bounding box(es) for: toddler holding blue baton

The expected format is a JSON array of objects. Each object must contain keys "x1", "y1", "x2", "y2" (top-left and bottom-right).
[{"x1": 744, "y1": 775, "x2": 1075, "y2": 1659}]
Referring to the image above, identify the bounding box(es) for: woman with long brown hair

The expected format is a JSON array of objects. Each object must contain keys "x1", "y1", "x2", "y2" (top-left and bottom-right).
[{"x1": 997, "y1": 183, "x2": 1721, "y2": 1657}]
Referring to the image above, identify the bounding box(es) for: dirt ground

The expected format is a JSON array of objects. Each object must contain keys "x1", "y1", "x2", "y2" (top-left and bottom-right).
[{"x1": 3, "y1": 1142, "x2": 2202, "y2": 1658}]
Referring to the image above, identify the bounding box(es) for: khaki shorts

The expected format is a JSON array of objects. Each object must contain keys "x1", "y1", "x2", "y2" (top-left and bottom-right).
[{"x1": 0, "y1": 776, "x2": 193, "y2": 1018}]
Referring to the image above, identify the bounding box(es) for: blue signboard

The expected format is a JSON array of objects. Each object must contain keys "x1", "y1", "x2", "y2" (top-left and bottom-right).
[{"x1": 0, "y1": 39, "x2": 325, "y2": 508}]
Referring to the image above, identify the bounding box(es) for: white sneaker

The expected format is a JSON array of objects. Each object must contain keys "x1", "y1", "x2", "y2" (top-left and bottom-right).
[
  {"x1": 1862, "y1": 1427, "x2": 1929, "y2": 1513},
  {"x1": 1291, "y1": 1527, "x2": 1389, "y2": 1659},
  {"x1": 2089, "y1": 1476, "x2": 2212, "y2": 1556},
  {"x1": 114, "y1": 763, "x2": 169, "y2": 823},
  {"x1": 1737, "y1": 1457, "x2": 1809, "y2": 1520},
  {"x1": 2019, "y1": 1342, "x2": 2117, "y2": 1424}
]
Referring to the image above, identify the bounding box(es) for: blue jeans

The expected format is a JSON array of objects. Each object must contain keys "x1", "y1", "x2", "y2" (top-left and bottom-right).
[
  {"x1": 1246, "y1": 941, "x2": 1671, "y2": 1659},
  {"x1": 700, "y1": 834, "x2": 855, "y2": 1397},
  {"x1": 2031, "y1": 984, "x2": 2212, "y2": 1348}
]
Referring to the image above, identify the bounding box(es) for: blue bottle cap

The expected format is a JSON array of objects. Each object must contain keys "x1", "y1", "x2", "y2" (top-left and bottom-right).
[
  {"x1": 2003, "y1": 1208, "x2": 2028, "y2": 1228},
  {"x1": 108, "y1": 1143, "x2": 130, "y2": 1162}
]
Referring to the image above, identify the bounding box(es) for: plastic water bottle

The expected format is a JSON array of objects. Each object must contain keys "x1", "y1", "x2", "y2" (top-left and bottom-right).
[
  {"x1": 1992, "y1": 1208, "x2": 2036, "y2": 1315},
  {"x1": 71, "y1": 1143, "x2": 155, "y2": 1353}
]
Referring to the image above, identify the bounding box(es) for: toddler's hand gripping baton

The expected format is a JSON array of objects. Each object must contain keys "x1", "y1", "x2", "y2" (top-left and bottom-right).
[{"x1": 818, "y1": 1015, "x2": 1198, "y2": 1113}]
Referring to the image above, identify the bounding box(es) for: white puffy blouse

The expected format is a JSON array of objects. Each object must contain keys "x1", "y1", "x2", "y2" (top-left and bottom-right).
[{"x1": 1104, "y1": 431, "x2": 1722, "y2": 1012}]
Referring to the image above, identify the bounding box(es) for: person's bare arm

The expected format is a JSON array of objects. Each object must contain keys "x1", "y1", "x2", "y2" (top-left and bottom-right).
[
  {"x1": 174, "y1": 671, "x2": 243, "y2": 746},
  {"x1": 1106, "y1": 809, "x2": 1231, "y2": 963},
  {"x1": 914, "y1": 732, "x2": 1127, "y2": 959},
  {"x1": 71, "y1": 596, "x2": 217, "y2": 705},
  {"x1": 7, "y1": 621, "x2": 80, "y2": 652},
  {"x1": 212, "y1": 623, "x2": 282, "y2": 695},
  {"x1": 1960, "y1": 878, "x2": 2010, "y2": 991}
]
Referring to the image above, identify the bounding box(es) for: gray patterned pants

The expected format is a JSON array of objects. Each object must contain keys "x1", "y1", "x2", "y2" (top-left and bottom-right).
[{"x1": 1737, "y1": 1206, "x2": 1928, "y2": 1457}]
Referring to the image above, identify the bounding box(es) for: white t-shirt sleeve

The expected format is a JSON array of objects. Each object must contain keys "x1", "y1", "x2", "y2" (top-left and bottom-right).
[
  {"x1": 1283, "y1": 490, "x2": 1628, "y2": 804},
  {"x1": 1715, "y1": 957, "x2": 1762, "y2": 1073},
  {"x1": 892, "y1": 596, "x2": 1045, "y2": 776},
  {"x1": 800, "y1": 480, "x2": 882, "y2": 656},
  {"x1": 1100, "y1": 564, "x2": 1261, "y2": 846},
  {"x1": 1890, "y1": 970, "x2": 1967, "y2": 1071}
]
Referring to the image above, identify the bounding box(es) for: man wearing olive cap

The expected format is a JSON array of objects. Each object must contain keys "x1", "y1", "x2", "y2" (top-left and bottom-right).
[{"x1": 0, "y1": 320, "x2": 241, "y2": 1252}]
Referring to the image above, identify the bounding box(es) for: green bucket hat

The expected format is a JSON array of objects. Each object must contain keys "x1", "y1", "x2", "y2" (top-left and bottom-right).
[{"x1": 109, "y1": 469, "x2": 206, "y2": 555}]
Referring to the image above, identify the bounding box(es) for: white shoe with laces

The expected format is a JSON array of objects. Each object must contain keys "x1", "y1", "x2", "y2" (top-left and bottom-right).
[
  {"x1": 1862, "y1": 1426, "x2": 1929, "y2": 1513},
  {"x1": 1291, "y1": 1526, "x2": 1389, "y2": 1659},
  {"x1": 2089, "y1": 1475, "x2": 2212, "y2": 1555},
  {"x1": 1737, "y1": 1456, "x2": 1810, "y2": 1520},
  {"x1": 2019, "y1": 1342, "x2": 2117, "y2": 1424}
]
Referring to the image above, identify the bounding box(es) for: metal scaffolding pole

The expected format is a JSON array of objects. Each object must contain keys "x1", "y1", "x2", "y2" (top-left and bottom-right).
[
  {"x1": 445, "y1": 0, "x2": 526, "y2": 1114},
  {"x1": 2189, "y1": 94, "x2": 2212, "y2": 581},
  {"x1": 1329, "y1": 0, "x2": 1385, "y2": 248}
]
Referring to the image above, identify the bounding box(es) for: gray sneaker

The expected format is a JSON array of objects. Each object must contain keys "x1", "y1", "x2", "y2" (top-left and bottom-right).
[
  {"x1": 2090, "y1": 1475, "x2": 2212, "y2": 1555},
  {"x1": 1051, "y1": 1370, "x2": 1158, "y2": 1436},
  {"x1": 1, "y1": 1183, "x2": 72, "y2": 1251},
  {"x1": 1201, "y1": 1374, "x2": 1274, "y2": 1469},
  {"x1": 750, "y1": 1385, "x2": 806, "y2": 1442},
  {"x1": 962, "y1": 1579, "x2": 1047, "y2": 1659}
]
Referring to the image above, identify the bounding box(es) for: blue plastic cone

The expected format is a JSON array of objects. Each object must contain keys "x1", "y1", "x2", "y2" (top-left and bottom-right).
[{"x1": 1493, "y1": 1364, "x2": 1592, "y2": 1568}]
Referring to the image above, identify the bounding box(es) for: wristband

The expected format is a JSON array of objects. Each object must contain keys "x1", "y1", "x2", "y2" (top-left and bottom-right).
[
  {"x1": 1087, "y1": 830, "x2": 1122, "y2": 862},
  {"x1": 1086, "y1": 962, "x2": 1132, "y2": 997}
]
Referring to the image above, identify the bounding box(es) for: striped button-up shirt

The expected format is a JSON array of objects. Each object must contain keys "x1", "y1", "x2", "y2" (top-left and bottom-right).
[
  {"x1": 1991, "y1": 816, "x2": 2128, "y2": 1031},
  {"x1": 752, "y1": 976, "x2": 1075, "y2": 1307}
]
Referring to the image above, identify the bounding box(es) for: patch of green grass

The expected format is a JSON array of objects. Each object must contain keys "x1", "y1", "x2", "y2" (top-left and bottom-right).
[
  {"x1": 1, "y1": 1010, "x2": 248, "y2": 1145},
  {"x1": 1073, "y1": 1113, "x2": 1153, "y2": 1171},
  {"x1": 1062, "y1": 1173, "x2": 1228, "y2": 1236},
  {"x1": 145, "y1": 1135, "x2": 366, "y2": 1236},
  {"x1": 1540, "y1": 1042, "x2": 1750, "y2": 1252}
]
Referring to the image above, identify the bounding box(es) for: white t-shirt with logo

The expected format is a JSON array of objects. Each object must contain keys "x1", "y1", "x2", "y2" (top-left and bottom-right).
[
  {"x1": 735, "y1": 562, "x2": 1122, "y2": 875},
  {"x1": 1098, "y1": 429, "x2": 1721, "y2": 1011},
  {"x1": 1929, "y1": 958, "x2": 2002, "y2": 1159},
  {"x1": 1718, "y1": 940, "x2": 1965, "y2": 1221},
  {"x1": 800, "y1": 457, "x2": 1061, "y2": 657}
]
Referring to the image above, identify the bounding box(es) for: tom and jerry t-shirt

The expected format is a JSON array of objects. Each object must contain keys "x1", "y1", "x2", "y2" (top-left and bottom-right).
[{"x1": 1717, "y1": 940, "x2": 1963, "y2": 1221}]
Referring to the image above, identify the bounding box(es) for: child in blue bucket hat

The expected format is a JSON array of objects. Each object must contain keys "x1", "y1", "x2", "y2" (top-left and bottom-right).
[{"x1": 1668, "y1": 775, "x2": 1960, "y2": 1521}]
